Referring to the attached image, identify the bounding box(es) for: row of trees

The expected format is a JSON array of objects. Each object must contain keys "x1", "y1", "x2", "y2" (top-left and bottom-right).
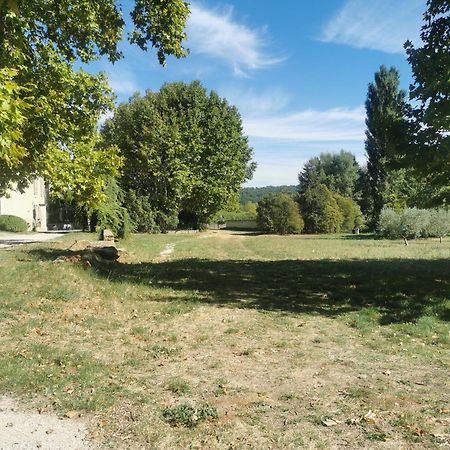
[
  {"x1": 0, "y1": 1, "x2": 257, "y2": 236},
  {"x1": 256, "y1": 188, "x2": 363, "y2": 236},
  {"x1": 362, "y1": 1, "x2": 449, "y2": 228},
  {"x1": 379, "y1": 208, "x2": 450, "y2": 244},
  {"x1": 277, "y1": 1, "x2": 449, "y2": 236}
]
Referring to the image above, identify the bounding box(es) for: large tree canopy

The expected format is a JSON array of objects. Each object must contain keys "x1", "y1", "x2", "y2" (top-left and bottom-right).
[
  {"x1": 402, "y1": 0, "x2": 450, "y2": 205},
  {"x1": 0, "y1": 0, "x2": 189, "y2": 206},
  {"x1": 102, "y1": 81, "x2": 256, "y2": 230}
]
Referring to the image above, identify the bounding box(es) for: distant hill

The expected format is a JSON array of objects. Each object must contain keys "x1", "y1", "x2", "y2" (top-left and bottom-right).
[{"x1": 240, "y1": 185, "x2": 297, "y2": 204}]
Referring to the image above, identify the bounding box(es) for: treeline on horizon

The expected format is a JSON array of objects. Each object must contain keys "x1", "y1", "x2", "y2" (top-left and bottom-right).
[{"x1": 240, "y1": 186, "x2": 297, "y2": 204}]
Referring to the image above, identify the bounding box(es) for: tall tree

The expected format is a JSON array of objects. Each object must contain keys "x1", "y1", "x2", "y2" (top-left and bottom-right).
[
  {"x1": 102, "y1": 81, "x2": 256, "y2": 230},
  {"x1": 364, "y1": 65, "x2": 409, "y2": 228},
  {"x1": 403, "y1": 0, "x2": 450, "y2": 205},
  {"x1": 0, "y1": 0, "x2": 189, "y2": 206},
  {"x1": 298, "y1": 150, "x2": 360, "y2": 198},
  {"x1": 298, "y1": 183, "x2": 344, "y2": 234}
]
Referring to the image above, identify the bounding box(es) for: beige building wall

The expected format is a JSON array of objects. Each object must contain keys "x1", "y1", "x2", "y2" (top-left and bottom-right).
[{"x1": 0, "y1": 178, "x2": 47, "y2": 231}]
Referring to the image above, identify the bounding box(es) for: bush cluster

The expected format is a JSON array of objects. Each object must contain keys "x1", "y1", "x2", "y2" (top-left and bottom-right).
[
  {"x1": 378, "y1": 208, "x2": 450, "y2": 241},
  {"x1": 0, "y1": 215, "x2": 28, "y2": 232},
  {"x1": 257, "y1": 193, "x2": 304, "y2": 234},
  {"x1": 298, "y1": 183, "x2": 363, "y2": 234}
]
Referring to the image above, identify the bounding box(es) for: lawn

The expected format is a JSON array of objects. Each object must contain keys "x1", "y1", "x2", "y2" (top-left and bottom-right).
[{"x1": 0, "y1": 231, "x2": 449, "y2": 449}]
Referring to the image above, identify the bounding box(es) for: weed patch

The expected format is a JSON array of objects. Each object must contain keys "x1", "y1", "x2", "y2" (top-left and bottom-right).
[{"x1": 162, "y1": 402, "x2": 218, "y2": 427}]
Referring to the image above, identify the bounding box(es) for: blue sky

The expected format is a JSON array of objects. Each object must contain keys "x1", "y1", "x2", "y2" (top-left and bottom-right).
[{"x1": 90, "y1": 0, "x2": 426, "y2": 187}]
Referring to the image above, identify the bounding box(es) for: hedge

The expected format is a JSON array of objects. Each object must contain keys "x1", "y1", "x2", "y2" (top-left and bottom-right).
[{"x1": 0, "y1": 215, "x2": 28, "y2": 232}]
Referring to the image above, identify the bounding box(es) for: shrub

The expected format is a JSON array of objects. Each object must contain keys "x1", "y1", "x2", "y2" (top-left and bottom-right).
[
  {"x1": 378, "y1": 208, "x2": 431, "y2": 242},
  {"x1": 378, "y1": 208, "x2": 400, "y2": 239},
  {"x1": 424, "y1": 209, "x2": 450, "y2": 241},
  {"x1": 333, "y1": 193, "x2": 364, "y2": 232},
  {"x1": 95, "y1": 178, "x2": 132, "y2": 239},
  {"x1": 257, "y1": 193, "x2": 304, "y2": 234},
  {"x1": 0, "y1": 215, "x2": 28, "y2": 232},
  {"x1": 162, "y1": 402, "x2": 218, "y2": 427},
  {"x1": 298, "y1": 183, "x2": 343, "y2": 233},
  {"x1": 124, "y1": 190, "x2": 160, "y2": 233},
  {"x1": 398, "y1": 208, "x2": 430, "y2": 240}
]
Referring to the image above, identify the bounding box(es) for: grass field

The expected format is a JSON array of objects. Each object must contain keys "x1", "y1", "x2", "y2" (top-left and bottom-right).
[{"x1": 0, "y1": 231, "x2": 449, "y2": 449}]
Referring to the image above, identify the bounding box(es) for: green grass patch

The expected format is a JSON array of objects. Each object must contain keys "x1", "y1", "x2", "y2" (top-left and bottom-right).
[
  {"x1": 166, "y1": 378, "x2": 191, "y2": 395},
  {"x1": 0, "y1": 344, "x2": 118, "y2": 412},
  {"x1": 162, "y1": 402, "x2": 218, "y2": 427}
]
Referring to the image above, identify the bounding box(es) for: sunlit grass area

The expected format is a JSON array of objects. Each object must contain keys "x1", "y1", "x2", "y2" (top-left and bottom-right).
[{"x1": 0, "y1": 231, "x2": 448, "y2": 448}]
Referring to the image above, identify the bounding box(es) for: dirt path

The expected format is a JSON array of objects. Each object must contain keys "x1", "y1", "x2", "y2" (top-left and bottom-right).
[
  {"x1": 0, "y1": 396, "x2": 92, "y2": 450},
  {"x1": 0, "y1": 232, "x2": 64, "y2": 249}
]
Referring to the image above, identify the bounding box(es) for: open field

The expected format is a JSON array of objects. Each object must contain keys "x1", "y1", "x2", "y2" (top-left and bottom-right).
[{"x1": 0, "y1": 231, "x2": 449, "y2": 449}]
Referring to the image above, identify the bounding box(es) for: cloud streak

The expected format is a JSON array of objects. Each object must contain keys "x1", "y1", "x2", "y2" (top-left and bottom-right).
[
  {"x1": 244, "y1": 106, "x2": 366, "y2": 142},
  {"x1": 321, "y1": 0, "x2": 425, "y2": 54},
  {"x1": 187, "y1": 2, "x2": 284, "y2": 76},
  {"x1": 222, "y1": 86, "x2": 290, "y2": 116},
  {"x1": 107, "y1": 67, "x2": 140, "y2": 95}
]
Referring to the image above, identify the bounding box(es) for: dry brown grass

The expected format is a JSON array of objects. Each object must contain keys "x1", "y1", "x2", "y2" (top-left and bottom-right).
[{"x1": 0, "y1": 231, "x2": 448, "y2": 449}]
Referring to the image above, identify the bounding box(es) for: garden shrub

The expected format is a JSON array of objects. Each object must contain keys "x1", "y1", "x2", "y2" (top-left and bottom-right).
[
  {"x1": 0, "y1": 215, "x2": 28, "y2": 232},
  {"x1": 378, "y1": 208, "x2": 400, "y2": 239},
  {"x1": 257, "y1": 193, "x2": 304, "y2": 234},
  {"x1": 398, "y1": 208, "x2": 430, "y2": 240}
]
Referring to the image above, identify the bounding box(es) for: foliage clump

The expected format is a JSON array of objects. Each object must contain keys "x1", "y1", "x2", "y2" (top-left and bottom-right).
[
  {"x1": 297, "y1": 184, "x2": 343, "y2": 233},
  {"x1": 425, "y1": 210, "x2": 450, "y2": 241},
  {"x1": 124, "y1": 190, "x2": 160, "y2": 233},
  {"x1": 333, "y1": 193, "x2": 364, "y2": 232},
  {"x1": 162, "y1": 403, "x2": 218, "y2": 427},
  {"x1": 378, "y1": 208, "x2": 450, "y2": 242},
  {"x1": 298, "y1": 150, "x2": 360, "y2": 198},
  {"x1": 0, "y1": 0, "x2": 189, "y2": 207},
  {"x1": 257, "y1": 193, "x2": 304, "y2": 234},
  {"x1": 0, "y1": 215, "x2": 28, "y2": 232},
  {"x1": 94, "y1": 178, "x2": 132, "y2": 239}
]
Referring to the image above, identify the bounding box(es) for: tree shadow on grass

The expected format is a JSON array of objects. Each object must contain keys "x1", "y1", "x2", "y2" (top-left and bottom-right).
[{"x1": 30, "y1": 249, "x2": 449, "y2": 324}]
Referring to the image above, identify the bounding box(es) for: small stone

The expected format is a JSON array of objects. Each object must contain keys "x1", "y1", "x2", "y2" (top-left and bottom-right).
[{"x1": 101, "y1": 229, "x2": 115, "y2": 241}]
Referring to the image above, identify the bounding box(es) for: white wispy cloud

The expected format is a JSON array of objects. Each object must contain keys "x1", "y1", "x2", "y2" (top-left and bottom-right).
[
  {"x1": 244, "y1": 106, "x2": 366, "y2": 142},
  {"x1": 221, "y1": 86, "x2": 290, "y2": 115},
  {"x1": 187, "y1": 2, "x2": 284, "y2": 76},
  {"x1": 321, "y1": 0, "x2": 425, "y2": 53},
  {"x1": 107, "y1": 68, "x2": 140, "y2": 95}
]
